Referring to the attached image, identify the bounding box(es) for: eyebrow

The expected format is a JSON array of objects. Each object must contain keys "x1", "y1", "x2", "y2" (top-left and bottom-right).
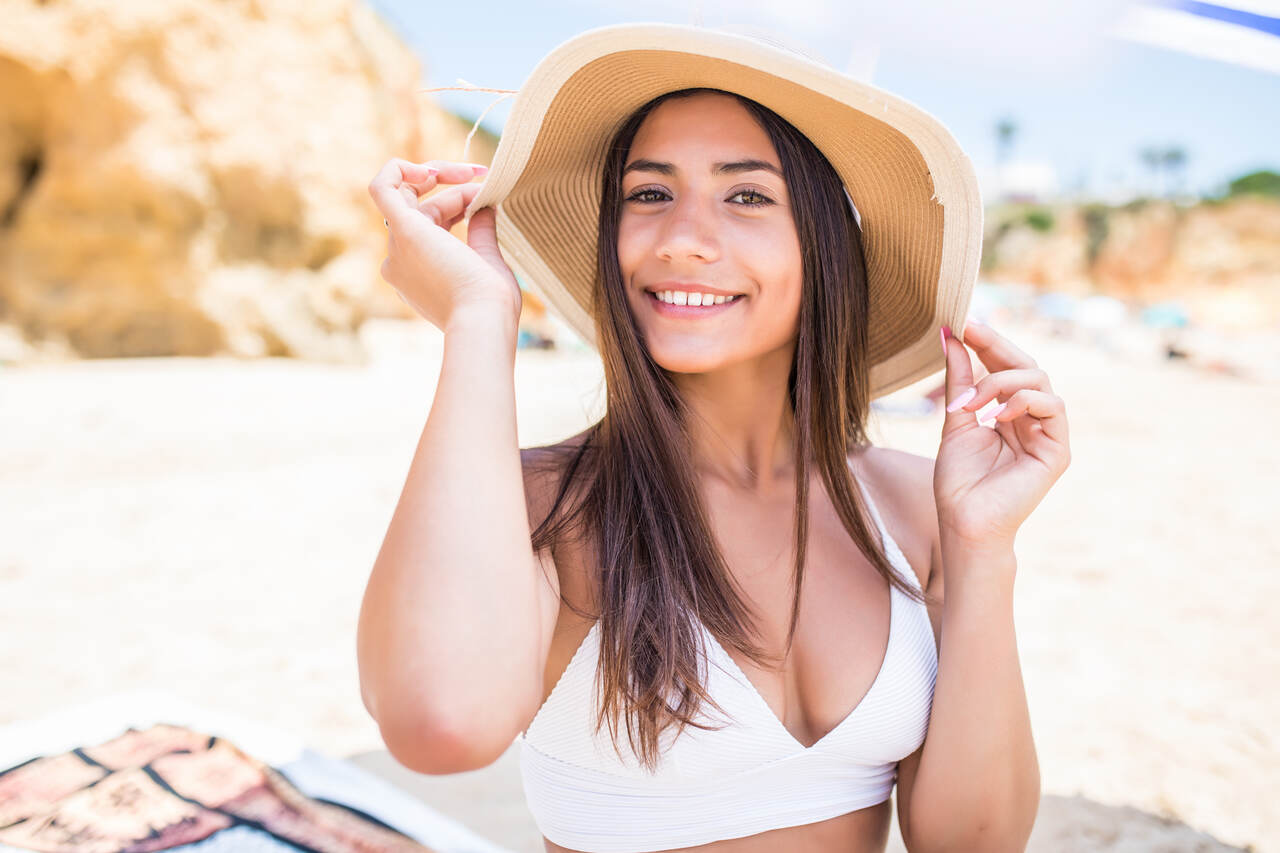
[{"x1": 622, "y1": 158, "x2": 783, "y2": 178}]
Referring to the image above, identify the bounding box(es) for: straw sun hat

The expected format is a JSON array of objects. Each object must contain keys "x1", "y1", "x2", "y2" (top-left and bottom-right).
[{"x1": 463, "y1": 22, "x2": 983, "y2": 400}]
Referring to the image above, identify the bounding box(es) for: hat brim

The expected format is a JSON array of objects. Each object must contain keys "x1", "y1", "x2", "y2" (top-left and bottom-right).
[{"x1": 466, "y1": 23, "x2": 983, "y2": 400}]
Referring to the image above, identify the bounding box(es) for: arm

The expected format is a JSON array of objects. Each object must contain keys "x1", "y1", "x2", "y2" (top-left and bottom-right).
[
  {"x1": 356, "y1": 303, "x2": 561, "y2": 775},
  {"x1": 896, "y1": 541, "x2": 1040, "y2": 852},
  {"x1": 894, "y1": 319, "x2": 1069, "y2": 850}
]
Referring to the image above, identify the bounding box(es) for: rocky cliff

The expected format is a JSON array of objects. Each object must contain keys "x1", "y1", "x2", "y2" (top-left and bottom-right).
[
  {"x1": 0, "y1": 0, "x2": 496, "y2": 362},
  {"x1": 982, "y1": 195, "x2": 1280, "y2": 332}
]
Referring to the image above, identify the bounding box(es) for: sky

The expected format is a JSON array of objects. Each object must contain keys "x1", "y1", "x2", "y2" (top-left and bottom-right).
[{"x1": 365, "y1": 0, "x2": 1279, "y2": 204}]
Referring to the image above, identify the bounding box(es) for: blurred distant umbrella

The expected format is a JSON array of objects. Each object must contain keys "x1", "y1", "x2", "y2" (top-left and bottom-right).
[
  {"x1": 1037, "y1": 292, "x2": 1080, "y2": 321},
  {"x1": 1141, "y1": 301, "x2": 1191, "y2": 328},
  {"x1": 1107, "y1": 0, "x2": 1280, "y2": 75}
]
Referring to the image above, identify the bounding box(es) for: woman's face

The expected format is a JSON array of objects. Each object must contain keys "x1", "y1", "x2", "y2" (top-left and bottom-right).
[{"x1": 618, "y1": 93, "x2": 803, "y2": 375}]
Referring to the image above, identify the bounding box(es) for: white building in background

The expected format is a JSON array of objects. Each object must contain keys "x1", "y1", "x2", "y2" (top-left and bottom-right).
[{"x1": 977, "y1": 160, "x2": 1061, "y2": 204}]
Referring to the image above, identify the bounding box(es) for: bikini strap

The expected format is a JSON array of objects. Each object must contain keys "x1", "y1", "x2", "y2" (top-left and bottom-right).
[{"x1": 854, "y1": 471, "x2": 922, "y2": 593}]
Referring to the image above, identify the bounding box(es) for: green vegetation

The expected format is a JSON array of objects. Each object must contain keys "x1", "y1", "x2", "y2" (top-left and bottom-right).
[
  {"x1": 1226, "y1": 169, "x2": 1280, "y2": 199},
  {"x1": 986, "y1": 202, "x2": 1055, "y2": 234},
  {"x1": 1201, "y1": 169, "x2": 1279, "y2": 205},
  {"x1": 1023, "y1": 208, "x2": 1054, "y2": 232}
]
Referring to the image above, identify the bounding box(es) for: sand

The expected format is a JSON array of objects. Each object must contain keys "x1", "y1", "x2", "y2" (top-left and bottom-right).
[{"x1": 1, "y1": 314, "x2": 1274, "y2": 852}]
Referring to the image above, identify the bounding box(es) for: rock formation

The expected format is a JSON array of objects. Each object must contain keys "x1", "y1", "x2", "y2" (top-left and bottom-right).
[
  {"x1": 0, "y1": 0, "x2": 496, "y2": 362},
  {"x1": 982, "y1": 195, "x2": 1280, "y2": 331}
]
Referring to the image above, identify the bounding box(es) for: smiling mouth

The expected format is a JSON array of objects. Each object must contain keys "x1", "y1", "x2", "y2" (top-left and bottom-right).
[
  {"x1": 645, "y1": 290, "x2": 745, "y2": 307},
  {"x1": 644, "y1": 289, "x2": 745, "y2": 317}
]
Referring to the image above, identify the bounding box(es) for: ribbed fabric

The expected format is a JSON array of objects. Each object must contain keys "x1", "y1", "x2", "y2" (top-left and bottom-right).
[{"x1": 519, "y1": 477, "x2": 939, "y2": 852}]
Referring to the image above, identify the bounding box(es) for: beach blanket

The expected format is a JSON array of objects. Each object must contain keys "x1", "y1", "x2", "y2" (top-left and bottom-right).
[
  {"x1": 0, "y1": 691, "x2": 511, "y2": 853},
  {"x1": 0, "y1": 722, "x2": 434, "y2": 852}
]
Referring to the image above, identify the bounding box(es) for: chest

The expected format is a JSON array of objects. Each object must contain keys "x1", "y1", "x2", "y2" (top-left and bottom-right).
[
  {"x1": 702, "y1": 481, "x2": 924, "y2": 749},
  {"x1": 546, "y1": 471, "x2": 934, "y2": 752}
]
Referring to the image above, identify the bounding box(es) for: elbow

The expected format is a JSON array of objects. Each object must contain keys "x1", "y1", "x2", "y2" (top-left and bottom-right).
[
  {"x1": 378, "y1": 703, "x2": 524, "y2": 776},
  {"x1": 906, "y1": 829, "x2": 1023, "y2": 853},
  {"x1": 906, "y1": 793, "x2": 1041, "y2": 853}
]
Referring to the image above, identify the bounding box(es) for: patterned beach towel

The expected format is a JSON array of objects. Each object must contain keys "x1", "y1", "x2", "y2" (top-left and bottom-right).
[{"x1": 0, "y1": 723, "x2": 433, "y2": 853}]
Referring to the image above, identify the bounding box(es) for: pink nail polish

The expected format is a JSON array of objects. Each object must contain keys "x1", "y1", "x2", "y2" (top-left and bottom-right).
[
  {"x1": 471, "y1": 164, "x2": 489, "y2": 175},
  {"x1": 940, "y1": 326, "x2": 950, "y2": 358},
  {"x1": 946, "y1": 386, "x2": 976, "y2": 413}
]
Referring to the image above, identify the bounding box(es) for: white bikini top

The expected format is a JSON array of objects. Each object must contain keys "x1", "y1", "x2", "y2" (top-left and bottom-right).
[{"x1": 518, "y1": 476, "x2": 939, "y2": 852}]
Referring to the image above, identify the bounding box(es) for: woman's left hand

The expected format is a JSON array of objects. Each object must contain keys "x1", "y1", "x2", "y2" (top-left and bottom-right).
[{"x1": 934, "y1": 319, "x2": 1071, "y2": 551}]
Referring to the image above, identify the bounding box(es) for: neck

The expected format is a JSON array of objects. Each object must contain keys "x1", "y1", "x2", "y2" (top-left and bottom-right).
[{"x1": 671, "y1": 343, "x2": 797, "y2": 496}]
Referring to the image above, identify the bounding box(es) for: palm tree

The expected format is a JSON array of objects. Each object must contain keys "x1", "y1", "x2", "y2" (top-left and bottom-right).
[
  {"x1": 995, "y1": 118, "x2": 1018, "y2": 166},
  {"x1": 1161, "y1": 147, "x2": 1188, "y2": 199},
  {"x1": 995, "y1": 117, "x2": 1018, "y2": 203},
  {"x1": 1139, "y1": 146, "x2": 1164, "y2": 198}
]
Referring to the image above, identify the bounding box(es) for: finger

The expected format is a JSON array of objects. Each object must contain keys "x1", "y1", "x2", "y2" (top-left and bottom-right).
[
  {"x1": 959, "y1": 318, "x2": 1038, "y2": 373},
  {"x1": 418, "y1": 182, "x2": 484, "y2": 229},
  {"x1": 369, "y1": 160, "x2": 487, "y2": 229},
  {"x1": 406, "y1": 160, "x2": 489, "y2": 208},
  {"x1": 393, "y1": 159, "x2": 486, "y2": 193},
  {"x1": 941, "y1": 325, "x2": 979, "y2": 428},
  {"x1": 949, "y1": 367, "x2": 1053, "y2": 414},
  {"x1": 420, "y1": 159, "x2": 490, "y2": 185},
  {"x1": 986, "y1": 388, "x2": 1069, "y2": 450},
  {"x1": 466, "y1": 206, "x2": 508, "y2": 276},
  {"x1": 368, "y1": 159, "x2": 438, "y2": 229}
]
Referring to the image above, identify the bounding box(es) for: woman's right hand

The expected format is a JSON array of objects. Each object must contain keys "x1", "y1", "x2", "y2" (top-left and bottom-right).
[{"x1": 368, "y1": 158, "x2": 521, "y2": 330}]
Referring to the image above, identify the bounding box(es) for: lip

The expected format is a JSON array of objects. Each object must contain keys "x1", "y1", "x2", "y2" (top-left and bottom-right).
[
  {"x1": 644, "y1": 289, "x2": 745, "y2": 319},
  {"x1": 644, "y1": 281, "x2": 744, "y2": 297}
]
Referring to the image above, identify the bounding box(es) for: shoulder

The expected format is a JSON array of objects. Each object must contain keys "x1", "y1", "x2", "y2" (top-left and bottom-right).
[
  {"x1": 520, "y1": 427, "x2": 596, "y2": 532},
  {"x1": 520, "y1": 427, "x2": 599, "y2": 609},
  {"x1": 848, "y1": 445, "x2": 940, "y2": 591}
]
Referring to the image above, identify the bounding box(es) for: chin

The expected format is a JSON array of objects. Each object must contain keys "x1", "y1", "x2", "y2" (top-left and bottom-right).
[{"x1": 645, "y1": 341, "x2": 738, "y2": 375}]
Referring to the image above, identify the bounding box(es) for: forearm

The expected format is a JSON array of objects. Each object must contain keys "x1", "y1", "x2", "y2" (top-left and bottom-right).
[
  {"x1": 358, "y1": 303, "x2": 543, "y2": 740},
  {"x1": 907, "y1": 539, "x2": 1040, "y2": 851}
]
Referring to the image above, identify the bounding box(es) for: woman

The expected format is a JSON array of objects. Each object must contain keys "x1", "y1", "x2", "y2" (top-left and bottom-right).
[{"x1": 360, "y1": 24, "x2": 1070, "y2": 853}]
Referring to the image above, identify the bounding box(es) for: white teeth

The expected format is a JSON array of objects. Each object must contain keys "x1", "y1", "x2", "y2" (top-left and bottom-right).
[{"x1": 653, "y1": 290, "x2": 740, "y2": 306}]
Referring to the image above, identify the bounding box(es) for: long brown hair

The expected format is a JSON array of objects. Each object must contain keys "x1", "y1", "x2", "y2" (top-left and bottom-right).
[{"x1": 526, "y1": 87, "x2": 930, "y2": 771}]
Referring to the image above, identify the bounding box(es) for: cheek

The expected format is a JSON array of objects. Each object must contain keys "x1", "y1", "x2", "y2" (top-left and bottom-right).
[
  {"x1": 616, "y1": 230, "x2": 639, "y2": 279},
  {"x1": 753, "y1": 227, "x2": 804, "y2": 308},
  {"x1": 615, "y1": 215, "x2": 653, "y2": 278}
]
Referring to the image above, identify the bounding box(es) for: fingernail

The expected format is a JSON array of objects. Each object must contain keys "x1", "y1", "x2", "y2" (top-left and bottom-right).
[
  {"x1": 946, "y1": 386, "x2": 976, "y2": 413},
  {"x1": 426, "y1": 167, "x2": 439, "y2": 176},
  {"x1": 940, "y1": 326, "x2": 951, "y2": 358},
  {"x1": 470, "y1": 164, "x2": 489, "y2": 175},
  {"x1": 980, "y1": 402, "x2": 1008, "y2": 426}
]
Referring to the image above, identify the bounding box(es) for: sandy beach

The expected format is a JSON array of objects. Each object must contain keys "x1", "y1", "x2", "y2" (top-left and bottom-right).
[{"x1": 2, "y1": 314, "x2": 1275, "y2": 852}]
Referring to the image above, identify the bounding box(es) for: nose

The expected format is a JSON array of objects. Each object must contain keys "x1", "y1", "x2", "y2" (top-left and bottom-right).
[{"x1": 655, "y1": 192, "x2": 720, "y2": 264}]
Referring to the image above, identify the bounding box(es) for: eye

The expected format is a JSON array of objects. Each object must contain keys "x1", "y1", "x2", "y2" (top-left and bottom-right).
[
  {"x1": 624, "y1": 186, "x2": 670, "y2": 204},
  {"x1": 730, "y1": 188, "x2": 775, "y2": 207}
]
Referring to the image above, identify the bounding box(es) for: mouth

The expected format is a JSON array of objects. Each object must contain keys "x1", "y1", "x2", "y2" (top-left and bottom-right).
[{"x1": 643, "y1": 288, "x2": 746, "y2": 318}]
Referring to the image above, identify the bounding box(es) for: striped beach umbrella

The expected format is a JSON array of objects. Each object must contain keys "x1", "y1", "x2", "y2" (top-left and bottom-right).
[{"x1": 1107, "y1": 1, "x2": 1280, "y2": 74}]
